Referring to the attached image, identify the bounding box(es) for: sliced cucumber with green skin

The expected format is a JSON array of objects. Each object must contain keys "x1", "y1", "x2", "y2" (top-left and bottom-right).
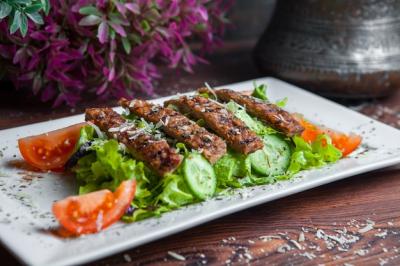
[
  {"x1": 249, "y1": 134, "x2": 291, "y2": 176},
  {"x1": 183, "y1": 153, "x2": 216, "y2": 200}
]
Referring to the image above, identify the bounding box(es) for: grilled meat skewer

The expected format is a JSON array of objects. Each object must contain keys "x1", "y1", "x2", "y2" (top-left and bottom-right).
[
  {"x1": 198, "y1": 88, "x2": 304, "y2": 137},
  {"x1": 164, "y1": 95, "x2": 263, "y2": 155},
  {"x1": 85, "y1": 108, "x2": 182, "y2": 176},
  {"x1": 119, "y1": 98, "x2": 227, "y2": 164}
]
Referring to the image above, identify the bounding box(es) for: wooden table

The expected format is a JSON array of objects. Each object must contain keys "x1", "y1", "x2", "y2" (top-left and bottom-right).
[{"x1": 1, "y1": 48, "x2": 400, "y2": 266}]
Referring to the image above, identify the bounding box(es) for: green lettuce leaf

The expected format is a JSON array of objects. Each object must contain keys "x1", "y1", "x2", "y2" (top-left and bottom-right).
[
  {"x1": 155, "y1": 173, "x2": 195, "y2": 208},
  {"x1": 74, "y1": 138, "x2": 159, "y2": 222},
  {"x1": 74, "y1": 125, "x2": 95, "y2": 152},
  {"x1": 214, "y1": 150, "x2": 277, "y2": 189},
  {"x1": 74, "y1": 139, "x2": 152, "y2": 200},
  {"x1": 238, "y1": 174, "x2": 275, "y2": 186},
  {"x1": 251, "y1": 82, "x2": 287, "y2": 107},
  {"x1": 122, "y1": 205, "x2": 170, "y2": 222},
  {"x1": 252, "y1": 82, "x2": 268, "y2": 101},
  {"x1": 214, "y1": 152, "x2": 267, "y2": 188},
  {"x1": 123, "y1": 170, "x2": 197, "y2": 222},
  {"x1": 275, "y1": 97, "x2": 288, "y2": 108},
  {"x1": 214, "y1": 152, "x2": 246, "y2": 189},
  {"x1": 282, "y1": 134, "x2": 342, "y2": 179}
]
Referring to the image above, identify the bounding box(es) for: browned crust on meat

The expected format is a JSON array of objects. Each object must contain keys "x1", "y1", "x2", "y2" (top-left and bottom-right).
[
  {"x1": 200, "y1": 88, "x2": 304, "y2": 137},
  {"x1": 119, "y1": 98, "x2": 227, "y2": 163},
  {"x1": 85, "y1": 108, "x2": 182, "y2": 176},
  {"x1": 164, "y1": 96, "x2": 263, "y2": 155}
]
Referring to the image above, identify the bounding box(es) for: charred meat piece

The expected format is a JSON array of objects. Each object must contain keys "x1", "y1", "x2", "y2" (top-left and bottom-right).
[
  {"x1": 200, "y1": 88, "x2": 304, "y2": 137},
  {"x1": 119, "y1": 98, "x2": 227, "y2": 164},
  {"x1": 85, "y1": 108, "x2": 182, "y2": 176},
  {"x1": 164, "y1": 95, "x2": 263, "y2": 155}
]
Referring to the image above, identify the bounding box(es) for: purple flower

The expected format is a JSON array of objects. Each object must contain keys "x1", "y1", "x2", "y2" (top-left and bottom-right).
[{"x1": 0, "y1": 0, "x2": 233, "y2": 107}]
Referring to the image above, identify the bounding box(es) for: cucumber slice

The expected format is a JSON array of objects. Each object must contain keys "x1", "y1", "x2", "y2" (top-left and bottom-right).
[
  {"x1": 249, "y1": 134, "x2": 291, "y2": 176},
  {"x1": 183, "y1": 153, "x2": 216, "y2": 199}
]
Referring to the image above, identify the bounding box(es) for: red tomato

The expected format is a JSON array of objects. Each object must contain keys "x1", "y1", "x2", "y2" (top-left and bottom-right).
[
  {"x1": 18, "y1": 123, "x2": 86, "y2": 171},
  {"x1": 326, "y1": 131, "x2": 362, "y2": 156},
  {"x1": 299, "y1": 118, "x2": 321, "y2": 142},
  {"x1": 298, "y1": 118, "x2": 362, "y2": 156},
  {"x1": 52, "y1": 179, "x2": 136, "y2": 235}
]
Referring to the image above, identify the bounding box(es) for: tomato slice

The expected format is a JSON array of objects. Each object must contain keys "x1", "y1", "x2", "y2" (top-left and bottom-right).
[
  {"x1": 298, "y1": 119, "x2": 321, "y2": 143},
  {"x1": 325, "y1": 130, "x2": 362, "y2": 156},
  {"x1": 298, "y1": 118, "x2": 362, "y2": 156},
  {"x1": 18, "y1": 123, "x2": 86, "y2": 171},
  {"x1": 52, "y1": 179, "x2": 136, "y2": 235}
]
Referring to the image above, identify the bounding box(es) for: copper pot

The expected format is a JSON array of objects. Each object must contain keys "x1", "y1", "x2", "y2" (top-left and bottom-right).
[{"x1": 254, "y1": 0, "x2": 400, "y2": 98}]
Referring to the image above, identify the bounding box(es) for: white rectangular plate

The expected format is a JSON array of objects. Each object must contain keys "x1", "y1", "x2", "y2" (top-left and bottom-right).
[{"x1": 1, "y1": 77, "x2": 400, "y2": 266}]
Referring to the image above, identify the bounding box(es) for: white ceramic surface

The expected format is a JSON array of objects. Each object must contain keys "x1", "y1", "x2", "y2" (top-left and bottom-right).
[{"x1": 0, "y1": 77, "x2": 399, "y2": 266}]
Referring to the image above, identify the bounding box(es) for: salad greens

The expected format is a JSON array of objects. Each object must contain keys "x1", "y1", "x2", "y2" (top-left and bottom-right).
[
  {"x1": 251, "y1": 82, "x2": 288, "y2": 108},
  {"x1": 284, "y1": 135, "x2": 342, "y2": 177},
  {"x1": 71, "y1": 83, "x2": 342, "y2": 222},
  {"x1": 74, "y1": 139, "x2": 151, "y2": 195},
  {"x1": 251, "y1": 82, "x2": 268, "y2": 101}
]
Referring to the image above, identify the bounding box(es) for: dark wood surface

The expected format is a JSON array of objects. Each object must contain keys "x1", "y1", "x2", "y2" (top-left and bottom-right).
[{"x1": 1, "y1": 47, "x2": 400, "y2": 266}]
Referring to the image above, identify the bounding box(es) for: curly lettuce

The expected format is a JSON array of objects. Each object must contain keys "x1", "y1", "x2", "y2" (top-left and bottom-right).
[
  {"x1": 74, "y1": 139, "x2": 153, "y2": 200},
  {"x1": 251, "y1": 82, "x2": 268, "y2": 101},
  {"x1": 282, "y1": 134, "x2": 342, "y2": 179},
  {"x1": 252, "y1": 82, "x2": 288, "y2": 107}
]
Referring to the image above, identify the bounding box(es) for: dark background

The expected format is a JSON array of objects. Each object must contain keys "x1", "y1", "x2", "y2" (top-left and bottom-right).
[{"x1": 224, "y1": 0, "x2": 275, "y2": 45}]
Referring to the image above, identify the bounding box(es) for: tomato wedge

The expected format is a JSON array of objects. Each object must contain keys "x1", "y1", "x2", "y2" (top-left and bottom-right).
[
  {"x1": 18, "y1": 123, "x2": 86, "y2": 171},
  {"x1": 52, "y1": 179, "x2": 136, "y2": 235},
  {"x1": 324, "y1": 129, "x2": 362, "y2": 157},
  {"x1": 298, "y1": 118, "x2": 362, "y2": 156}
]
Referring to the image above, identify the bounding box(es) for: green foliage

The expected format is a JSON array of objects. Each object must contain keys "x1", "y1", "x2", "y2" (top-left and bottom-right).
[
  {"x1": 283, "y1": 135, "x2": 342, "y2": 178},
  {"x1": 251, "y1": 82, "x2": 288, "y2": 108},
  {"x1": 0, "y1": 0, "x2": 49, "y2": 37},
  {"x1": 251, "y1": 82, "x2": 268, "y2": 101},
  {"x1": 75, "y1": 139, "x2": 141, "y2": 193}
]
